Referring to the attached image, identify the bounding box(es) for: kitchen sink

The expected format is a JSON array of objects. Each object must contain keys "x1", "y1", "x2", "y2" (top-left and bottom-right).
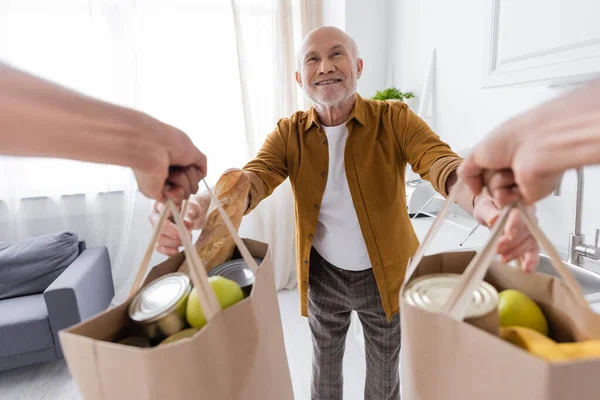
[{"x1": 536, "y1": 254, "x2": 600, "y2": 303}]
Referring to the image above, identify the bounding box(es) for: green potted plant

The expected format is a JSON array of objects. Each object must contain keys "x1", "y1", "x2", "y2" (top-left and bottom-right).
[{"x1": 371, "y1": 87, "x2": 415, "y2": 102}]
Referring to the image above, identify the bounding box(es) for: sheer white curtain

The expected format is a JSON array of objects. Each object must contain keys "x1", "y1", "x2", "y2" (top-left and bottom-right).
[
  {"x1": 0, "y1": 0, "x2": 150, "y2": 305},
  {"x1": 233, "y1": 0, "x2": 322, "y2": 291},
  {"x1": 0, "y1": 0, "x2": 321, "y2": 301}
]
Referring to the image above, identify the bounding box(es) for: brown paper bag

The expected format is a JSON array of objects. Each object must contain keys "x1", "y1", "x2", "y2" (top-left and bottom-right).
[
  {"x1": 59, "y1": 186, "x2": 294, "y2": 400},
  {"x1": 401, "y1": 185, "x2": 600, "y2": 400}
]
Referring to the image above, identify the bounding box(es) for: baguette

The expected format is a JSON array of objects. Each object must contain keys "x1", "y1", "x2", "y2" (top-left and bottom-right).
[{"x1": 178, "y1": 169, "x2": 251, "y2": 274}]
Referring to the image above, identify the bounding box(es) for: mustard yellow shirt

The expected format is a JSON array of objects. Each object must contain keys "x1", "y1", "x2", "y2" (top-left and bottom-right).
[{"x1": 243, "y1": 93, "x2": 461, "y2": 320}]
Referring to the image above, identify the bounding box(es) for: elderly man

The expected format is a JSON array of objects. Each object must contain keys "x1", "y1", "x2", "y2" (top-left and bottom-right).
[{"x1": 151, "y1": 26, "x2": 538, "y2": 400}]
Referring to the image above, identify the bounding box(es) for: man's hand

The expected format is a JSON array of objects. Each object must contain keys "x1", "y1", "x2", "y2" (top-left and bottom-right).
[
  {"x1": 470, "y1": 168, "x2": 560, "y2": 209},
  {"x1": 472, "y1": 192, "x2": 540, "y2": 272},
  {"x1": 134, "y1": 123, "x2": 208, "y2": 206},
  {"x1": 458, "y1": 79, "x2": 600, "y2": 205},
  {"x1": 148, "y1": 195, "x2": 210, "y2": 256}
]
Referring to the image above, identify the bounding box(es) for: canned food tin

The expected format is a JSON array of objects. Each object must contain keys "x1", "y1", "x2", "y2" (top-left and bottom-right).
[
  {"x1": 403, "y1": 273, "x2": 499, "y2": 319},
  {"x1": 208, "y1": 258, "x2": 261, "y2": 298},
  {"x1": 128, "y1": 272, "x2": 192, "y2": 343}
]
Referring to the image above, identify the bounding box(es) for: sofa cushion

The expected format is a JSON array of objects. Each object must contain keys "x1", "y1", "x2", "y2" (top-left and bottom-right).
[
  {"x1": 0, "y1": 231, "x2": 80, "y2": 300},
  {"x1": 0, "y1": 294, "x2": 55, "y2": 358}
]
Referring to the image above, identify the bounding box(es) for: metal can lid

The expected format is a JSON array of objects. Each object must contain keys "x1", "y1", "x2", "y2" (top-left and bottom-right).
[
  {"x1": 403, "y1": 273, "x2": 499, "y2": 318},
  {"x1": 129, "y1": 273, "x2": 191, "y2": 323},
  {"x1": 208, "y1": 258, "x2": 260, "y2": 287}
]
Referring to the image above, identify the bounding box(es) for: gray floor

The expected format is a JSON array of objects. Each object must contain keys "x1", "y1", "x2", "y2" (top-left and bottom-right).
[{"x1": 0, "y1": 358, "x2": 80, "y2": 400}]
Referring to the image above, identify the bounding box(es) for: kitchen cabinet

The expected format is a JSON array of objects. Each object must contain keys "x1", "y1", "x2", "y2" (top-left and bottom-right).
[{"x1": 483, "y1": 0, "x2": 600, "y2": 87}]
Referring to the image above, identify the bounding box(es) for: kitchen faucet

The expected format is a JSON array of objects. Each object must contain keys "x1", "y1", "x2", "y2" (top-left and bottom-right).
[{"x1": 553, "y1": 168, "x2": 600, "y2": 266}]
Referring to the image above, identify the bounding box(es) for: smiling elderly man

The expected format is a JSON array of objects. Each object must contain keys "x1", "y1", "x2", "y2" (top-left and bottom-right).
[{"x1": 151, "y1": 26, "x2": 539, "y2": 400}]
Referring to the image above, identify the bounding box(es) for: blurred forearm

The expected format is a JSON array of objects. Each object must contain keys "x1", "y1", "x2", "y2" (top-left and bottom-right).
[{"x1": 0, "y1": 62, "x2": 164, "y2": 172}]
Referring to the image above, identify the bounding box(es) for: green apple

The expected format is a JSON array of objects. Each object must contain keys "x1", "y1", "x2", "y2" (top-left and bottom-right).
[
  {"x1": 498, "y1": 289, "x2": 549, "y2": 336},
  {"x1": 186, "y1": 276, "x2": 245, "y2": 328}
]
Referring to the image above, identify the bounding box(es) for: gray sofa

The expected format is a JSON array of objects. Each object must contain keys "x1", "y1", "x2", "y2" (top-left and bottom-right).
[{"x1": 0, "y1": 232, "x2": 114, "y2": 372}]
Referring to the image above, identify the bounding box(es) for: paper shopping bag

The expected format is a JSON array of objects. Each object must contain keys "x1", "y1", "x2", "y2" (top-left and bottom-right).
[
  {"x1": 59, "y1": 191, "x2": 294, "y2": 399},
  {"x1": 400, "y1": 185, "x2": 600, "y2": 400}
]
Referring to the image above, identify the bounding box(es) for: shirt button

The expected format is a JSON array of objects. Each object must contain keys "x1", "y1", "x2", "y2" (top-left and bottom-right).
[
  {"x1": 304, "y1": 260, "x2": 309, "y2": 265},
  {"x1": 320, "y1": 171, "x2": 326, "y2": 177},
  {"x1": 322, "y1": 140, "x2": 327, "y2": 145},
  {"x1": 313, "y1": 203, "x2": 319, "y2": 209},
  {"x1": 302, "y1": 280, "x2": 308, "y2": 286},
  {"x1": 308, "y1": 233, "x2": 313, "y2": 239}
]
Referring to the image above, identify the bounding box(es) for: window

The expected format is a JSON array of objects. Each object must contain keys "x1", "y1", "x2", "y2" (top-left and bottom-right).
[{"x1": 0, "y1": 0, "x2": 250, "y2": 198}]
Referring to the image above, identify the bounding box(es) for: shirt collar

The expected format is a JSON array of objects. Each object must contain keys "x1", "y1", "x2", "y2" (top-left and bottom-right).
[{"x1": 305, "y1": 93, "x2": 367, "y2": 130}]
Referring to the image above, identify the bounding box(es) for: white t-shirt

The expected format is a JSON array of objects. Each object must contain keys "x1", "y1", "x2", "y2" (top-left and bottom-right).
[{"x1": 312, "y1": 123, "x2": 372, "y2": 271}]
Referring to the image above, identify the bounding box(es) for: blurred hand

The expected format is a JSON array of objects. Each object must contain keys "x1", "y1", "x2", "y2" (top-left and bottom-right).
[
  {"x1": 134, "y1": 122, "x2": 207, "y2": 205},
  {"x1": 474, "y1": 169, "x2": 561, "y2": 209},
  {"x1": 458, "y1": 79, "x2": 600, "y2": 205},
  {"x1": 148, "y1": 196, "x2": 210, "y2": 256},
  {"x1": 472, "y1": 192, "x2": 540, "y2": 272}
]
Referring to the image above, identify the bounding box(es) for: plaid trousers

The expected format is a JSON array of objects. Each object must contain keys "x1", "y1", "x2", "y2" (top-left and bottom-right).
[{"x1": 308, "y1": 247, "x2": 401, "y2": 400}]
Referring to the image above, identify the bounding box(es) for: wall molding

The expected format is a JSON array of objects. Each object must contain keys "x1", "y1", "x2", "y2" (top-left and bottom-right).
[{"x1": 482, "y1": 0, "x2": 600, "y2": 88}]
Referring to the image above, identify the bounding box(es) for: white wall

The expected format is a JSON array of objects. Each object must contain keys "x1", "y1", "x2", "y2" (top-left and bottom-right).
[
  {"x1": 321, "y1": 0, "x2": 389, "y2": 98},
  {"x1": 388, "y1": 0, "x2": 600, "y2": 263},
  {"x1": 345, "y1": 0, "x2": 388, "y2": 98},
  {"x1": 321, "y1": 0, "x2": 346, "y2": 31}
]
